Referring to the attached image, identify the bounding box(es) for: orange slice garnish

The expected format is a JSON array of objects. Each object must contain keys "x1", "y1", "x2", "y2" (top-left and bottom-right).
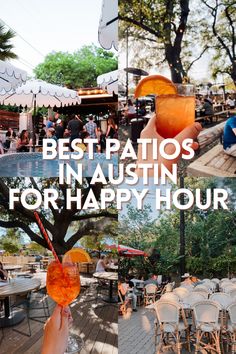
[
  {"x1": 134, "y1": 75, "x2": 177, "y2": 98},
  {"x1": 63, "y1": 248, "x2": 91, "y2": 263}
]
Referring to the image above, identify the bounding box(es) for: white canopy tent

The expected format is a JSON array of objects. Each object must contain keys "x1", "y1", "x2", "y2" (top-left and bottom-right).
[
  {"x1": 98, "y1": 0, "x2": 118, "y2": 51},
  {"x1": 0, "y1": 79, "x2": 80, "y2": 107},
  {"x1": 97, "y1": 69, "x2": 118, "y2": 94},
  {"x1": 0, "y1": 60, "x2": 27, "y2": 93}
]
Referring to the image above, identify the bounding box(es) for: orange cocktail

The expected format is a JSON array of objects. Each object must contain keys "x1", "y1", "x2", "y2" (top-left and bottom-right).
[
  {"x1": 134, "y1": 75, "x2": 195, "y2": 139},
  {"x1": 46, "y1": 261, "x2": 81, "y2": 306},
  {"x1": 155, "y1": 93, "x2": 195, "y2": 138}
]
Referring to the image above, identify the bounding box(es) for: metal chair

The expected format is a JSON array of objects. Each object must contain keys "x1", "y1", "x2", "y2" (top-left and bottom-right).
[
  {"x1": 192, "y1": 300, "x2": 221, "y2": 353},
  {"x1": 154, "y1": 300, "x2": 190, "y2": 354},
  {"x1": 11, "y1": 291, "x2": 32, "y2": 337},
  {"x1": 29, "y1": 285, "x2": 50, "y2": 323},
  {"x1": 144, "y1": 284, "x2": 157, "y2": 306}
]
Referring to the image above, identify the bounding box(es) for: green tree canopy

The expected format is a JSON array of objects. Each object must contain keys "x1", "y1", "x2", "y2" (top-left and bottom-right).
[
  {"x1": 119, "y1": 178, "x2": 236, "y2": 279},
  {"x1": 0, "y1": 228, "x2": 22, "y2": 254},
  {"x1": 34, "y1": 45, "x2": 118, "y2": 89},
  {"x1": 200, "y1": 0, "x2": 236, "y2": 85},
  {"x1": 0, "y1": 178, "x2": 117, "y2": 255},
  {"x1": 0, "y1": 23, "x2": 17, "y2": 61}
]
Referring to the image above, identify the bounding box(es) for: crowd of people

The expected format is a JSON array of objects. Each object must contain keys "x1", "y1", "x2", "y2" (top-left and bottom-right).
[{"x1": 0, "y1": 112, "x2": 118, "y2": 154}]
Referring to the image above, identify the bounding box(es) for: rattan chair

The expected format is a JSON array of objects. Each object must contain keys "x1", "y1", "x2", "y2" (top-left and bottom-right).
[
  {"x1": 173, "y1": 287, "x2": 190, "y2": 300},
  {"x1": 192, "y1": 300, "x2": 221, "y2": 353},
  {"x1": 154, "y1": 300, "x2": 190, "y2": 354},
  {"x1": 227, "y1": 302, "x2": 236, "y2": 353},
  {"x1": 144, "y1": 284, "x2": 158, "y2": 306},
  {"x1": 160, "y1": 292, "x2": 179, "y2": 303}
]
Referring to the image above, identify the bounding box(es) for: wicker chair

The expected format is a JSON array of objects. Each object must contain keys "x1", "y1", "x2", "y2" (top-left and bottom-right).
[
  {"x1": 143, "y1": 284, "x2": 157, "y2": 306},
  {"x1": 229, "y1": 289, "x2": 236, "y2": 300},
  {"x1": 227, "y1": 302, "x2": 236, "y2": 353},
  {"x1": 210, "y1": 292, "x2": 232, "y2": 329},
  {"x1": 173, "y1": 287, "x2": 190, "y2": 300},
  {"x1": 192, "y1": 300, "x2": 221, "y2": 353},
  {"x1": 154, "y1": 300, "x2": 190, "y2": 354},
  {"x1": 160, "y1": 292, "x2": 179, "y2": 303}
]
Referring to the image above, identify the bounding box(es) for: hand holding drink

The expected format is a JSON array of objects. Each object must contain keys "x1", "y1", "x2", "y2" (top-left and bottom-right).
[
  {"x1": 134, "y1": 75, "x2": 202, "y2": 176},
  {"x1": 34, "y1": 212, "x2": 91, "y2": 353},
  {"x1": 134, "y1": 75, "x2": 195, "y2": 138}
]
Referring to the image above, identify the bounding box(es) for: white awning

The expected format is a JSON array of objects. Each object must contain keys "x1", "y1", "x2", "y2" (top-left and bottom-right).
[{"x1": 98, "y1": 0, "x2": 118, "y2": 51}]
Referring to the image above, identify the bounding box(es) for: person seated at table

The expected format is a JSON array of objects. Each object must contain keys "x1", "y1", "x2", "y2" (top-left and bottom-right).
[
  {"x1": 226, "y1": 96, "x2": 235, "y2": 109},
  {"x1": 121, "y1": 277, "x2": 137, "y2": 312},
  {"x1": 144, "y1": 273, "x2": 158, "y2": 286},
  {"x1": 95, "y1": 255, "x2": 107, "y2": 273},
  {"x1": 223, "y1": 116, "x2": 236, "y2": 157},
  {"x1": 118, "y1": 280, "x2": 130, "y2": 314},
  {"x1": 0, "y1": 262, "x2": 8, "y2": 281},
  {"x1": 4, "y1": 128, "x2": 16, "y2": 150},
  {"x1": 124, "y1": 99, "x2": 136, "y2": 125},
  {"x1": 17, "y1": 129, "x2": 30, "y2": 152},
  {"x1": 202, "y1": 98, "x2": 214, "y2": 117}
]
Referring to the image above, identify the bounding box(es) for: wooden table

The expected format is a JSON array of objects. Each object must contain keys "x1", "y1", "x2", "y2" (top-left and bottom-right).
[
  {"x1": 0, "y1": 278, "x2": 41, "y2": 327},
  {"x1": 27, "y1": 262, "x2": 40, "y2": 272},
  {"x1": 187, "y1": 144, "x2": 236, "y2": 177},
  {"x1": 93, "y1": 272, "x2": 118, "y2": 303},
  {"x1": 4, "y1": 265, "x2": 22, "y2": 271}
]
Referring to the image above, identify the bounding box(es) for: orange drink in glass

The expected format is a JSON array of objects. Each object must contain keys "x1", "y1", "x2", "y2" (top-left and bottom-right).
[
  {"x1": 134, "y1": 76, "x2": 195, "y2": 139},
  {"x1": 155, "y1": 85, "x2": 195, "y2": 138},
  {"x1": 46, "y1": 260, "x2": 80, "y2": 306}
]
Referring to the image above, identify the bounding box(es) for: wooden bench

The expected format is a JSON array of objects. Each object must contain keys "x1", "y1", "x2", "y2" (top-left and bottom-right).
[{"x1": 195, "y1": 110, "x2": 229, "y2": 124}]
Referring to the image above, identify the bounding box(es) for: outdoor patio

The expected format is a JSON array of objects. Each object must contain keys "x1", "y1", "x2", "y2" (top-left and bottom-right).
[{"x1": 0, "y1": 274, "x2": 118, "y2": 354}]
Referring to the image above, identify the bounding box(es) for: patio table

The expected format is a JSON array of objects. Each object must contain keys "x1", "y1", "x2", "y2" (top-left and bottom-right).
[
  {"x1": 93, "y1": 272, "x2": 118, "y2": 303},
  {"x1": 0, "y1": 278, "x2": 41, "y2": 327},
  {"x1": 4, "y1": 265, "x2": 22, "y2": 272}
]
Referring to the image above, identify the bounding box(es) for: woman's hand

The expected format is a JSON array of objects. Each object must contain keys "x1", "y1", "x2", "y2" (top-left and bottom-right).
[
  {"x1": 136, "y1": 113, "x2": 202, "y2": 176},
  {"x1": 41, "y1": 305, "x2": 73, "y2": 354}
]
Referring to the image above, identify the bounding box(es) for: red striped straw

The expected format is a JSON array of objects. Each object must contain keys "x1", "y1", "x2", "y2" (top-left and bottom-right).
[{"x1": 34, "y1": 211, "x2": 62, "y2": 268}]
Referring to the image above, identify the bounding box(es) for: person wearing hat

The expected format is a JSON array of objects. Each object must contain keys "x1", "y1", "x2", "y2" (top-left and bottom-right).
[
  {"x1": 181, "y1": 273, "x2": 192, "y2": 285},
  {"x1": 55, "y1": 119, "x2": 65, "y2": 139},
  {"x1": 47, "y1": 127, "x2": 57, "y2": 141}
]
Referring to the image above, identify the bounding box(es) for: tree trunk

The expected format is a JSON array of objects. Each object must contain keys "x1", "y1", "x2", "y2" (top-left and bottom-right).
[{"x1": 231, "y1": 62, "x2": 236, "y2": 87}]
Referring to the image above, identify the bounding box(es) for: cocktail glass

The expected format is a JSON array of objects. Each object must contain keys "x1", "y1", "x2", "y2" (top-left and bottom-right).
[
  {"x1": 155, "y1": 84, "x2": 195, "y2": 138},
  {"x1": 47, "y1": 260, "x2": 84, "y2": 353}
]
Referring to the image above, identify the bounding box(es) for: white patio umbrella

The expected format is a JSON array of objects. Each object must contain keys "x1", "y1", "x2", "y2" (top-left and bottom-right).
[
  {"x1": 0, "y1": 60, "x2": 27, "y2": 93},
  {"x1": 0, "y1": 79, "x2": 80, "y2": 108},
  {"x1": 97, "y1": 69, "x2": 118, "y2": 94},
  {"x1": 98, "y1": 0, "x2": 118, "y2": 51}
]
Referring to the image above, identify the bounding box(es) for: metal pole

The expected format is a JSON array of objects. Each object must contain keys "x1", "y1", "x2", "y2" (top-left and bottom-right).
[
  {"x1": 126, "y1": 29, "x2": 129, "y2": 104},
  {"x1": 179, "y1": 176, "x2": 185, "y2": 276},
  {"x1": 33, "y1": 94, "x2": 36, "y2": 152}
]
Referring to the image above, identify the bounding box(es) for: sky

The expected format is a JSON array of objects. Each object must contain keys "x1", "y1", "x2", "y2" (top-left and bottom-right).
[{"x1": 0, "y1": 0, "x2": 103, "y2": 75}]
